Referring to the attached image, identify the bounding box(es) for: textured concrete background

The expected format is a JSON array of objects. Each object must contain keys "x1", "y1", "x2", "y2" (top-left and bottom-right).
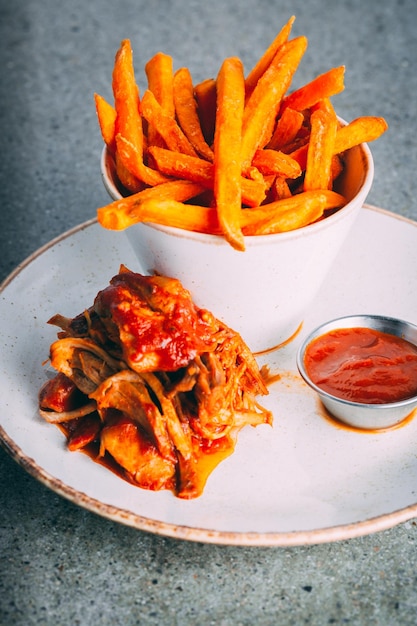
[{"x1": 1, "y1": 0, "x2": 416, "y2": 624}]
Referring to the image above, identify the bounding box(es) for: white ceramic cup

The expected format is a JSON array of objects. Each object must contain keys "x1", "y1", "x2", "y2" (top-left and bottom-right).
[{"x1": 100, "y1": 141, "x2": 374, "y2": 352}]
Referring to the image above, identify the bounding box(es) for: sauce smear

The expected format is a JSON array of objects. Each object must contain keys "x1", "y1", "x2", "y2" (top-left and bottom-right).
[{"x1": 304, "y1": 327, "x2": 417, "y2": 404}]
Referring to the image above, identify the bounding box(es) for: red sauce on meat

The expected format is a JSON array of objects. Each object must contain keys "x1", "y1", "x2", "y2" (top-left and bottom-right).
[
  {"x1": 94, "y1": 271, "x2": 216, "y2": 372},
  {"x1": 304, "y1": 327, "x2": 417, "y2": 404}
]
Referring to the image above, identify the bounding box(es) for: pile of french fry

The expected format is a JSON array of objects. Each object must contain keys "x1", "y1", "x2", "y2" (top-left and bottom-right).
[{"x1": 95, "y1": 16, "x2": 387, "y2": 251}]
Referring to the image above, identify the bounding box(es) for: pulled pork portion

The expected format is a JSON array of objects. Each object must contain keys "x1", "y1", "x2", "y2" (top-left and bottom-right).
[{"x1": 39, "y1": 266, "x2": 272, "y2": 498}]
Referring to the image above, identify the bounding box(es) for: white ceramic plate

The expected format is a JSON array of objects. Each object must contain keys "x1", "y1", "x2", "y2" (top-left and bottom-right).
[{"x1": 1, "y1": 205, "x2": 417, "y2": 546}]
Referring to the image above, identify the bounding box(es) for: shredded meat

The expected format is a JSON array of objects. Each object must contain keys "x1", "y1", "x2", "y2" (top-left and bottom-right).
[{"x1": 39, "y1": 266, "x2": 272, "y2": 499}]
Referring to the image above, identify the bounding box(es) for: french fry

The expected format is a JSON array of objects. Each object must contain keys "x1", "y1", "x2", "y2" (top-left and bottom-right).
[
  {"x1": 279, "y1": 129, "x2": 310, "y2": 156},
  {"x1": 290, "y1": 112, "x2": 388, "y2": 173},
  {"x1": 267, "y1": 106, "x2": 304, "y2": 151},
  {"x1": 112, "y1": 40, "x2": 169, "y2": 187},
  {"x1": 145, "y1": 52, "x2": 175, "y2": 147},
  {"x1": 97, "y1": 180, "x2": 206, "y2": 230},
  {"x1": 128, "y1": 189, "x2": 345, "y2": 236},
  {"x1": 94, "y1": 93, "x2": 116, "y2": 153},
  {"x1": 125, "y1": 198, "x2": 221, "y2": 234},
  {"x1": 116, "y1": 134, "x2": 170, "y2": 186},
  {"x1": 243, "y1": 196, "x2": 327, "y2": 235},
  {"x1": 173, "y1": 67, "x2": 214, "y2": 161},
  {"x1": 241, "y1": 36, "x2": 308, "y2": 170},
  {"x1": 148, "y1": 146, "x2": 213, "y2": 183},
  {"x1": 331, "y1": 154, "x2": 344, "y2": 181},
  {"x1": 252, "y1": 148, "x2": 302, "y2": 179},
  {"x1": 141, "y1": 89, "x2": 198, "y2": 157},
  {"x1": 334, "y1": 116, "x2": 388, "y2": 154},
  {"x1": 114, "y1": 151, "x2": 144, "y2": 193},
  {"x1": 313, "y1": 99, "x2": 345, "y2": 188},
  {"x1": 270, "y1": 176, "x2": 293, "y2": 201},
  {"x1": 288, "y1": 143, "x2": 309, "y2": 170},
  {"x1": 304, "y1": 107, "x2": 338, "y2": 191},
  {"x1": 213, "y1": 56, "x2": 246, "y2": 251},
  {"x1": 194, "y1": 78, "x2": 217, "y2": 145},
  {"x1": 145, "y1": 52, "x2": 175, "y2": 114},
  {"x1": 312, "y1": 96, "x2": 338, "y2": 117},
  {"x1": 280, "y1": 66, "x2": 345, "y2": 113},
  {"x1": 241, "y1": 190, "x2": 345, "y2": 235},
  {"x1": 148, "y1": 146, "x2": 267, "y2": 207},
  {"x1": 245, "y1": 16, "x2": 296, "y2": 97},
  {"x1": 112, "y1": 39, "x2": 143, "y2": 161}
]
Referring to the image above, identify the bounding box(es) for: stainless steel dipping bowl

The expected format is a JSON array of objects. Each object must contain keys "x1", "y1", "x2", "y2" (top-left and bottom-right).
[{"x1": 296, "y1": 314, "x2": 417, "y2": 430}]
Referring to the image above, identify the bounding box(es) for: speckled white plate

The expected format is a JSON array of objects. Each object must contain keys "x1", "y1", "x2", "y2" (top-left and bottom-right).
[{"x1": 1, "y1": 205, "x2": 417, "y2": 546}]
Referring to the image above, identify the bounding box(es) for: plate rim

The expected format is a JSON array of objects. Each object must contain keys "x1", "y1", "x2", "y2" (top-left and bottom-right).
[
  {"x1": 2, "y1": 419, "x2": 417, "y2": 546},
  {"x1": 1, "y1": 204, "x2": 417, "y2": 547}
]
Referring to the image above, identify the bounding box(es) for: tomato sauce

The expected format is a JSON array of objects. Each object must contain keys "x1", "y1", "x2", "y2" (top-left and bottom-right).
[{"x1": 304, "y1": 327, "x2": 417, "y2": 404}]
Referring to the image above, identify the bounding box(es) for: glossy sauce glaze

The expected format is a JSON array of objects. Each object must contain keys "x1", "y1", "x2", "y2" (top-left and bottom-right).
[{"x1": 304, "y1": 327, "x2": 417, "y2": 404}]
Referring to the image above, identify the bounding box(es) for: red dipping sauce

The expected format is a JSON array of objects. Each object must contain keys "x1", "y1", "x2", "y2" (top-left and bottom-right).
[{"x1": 304, "y1": 327, "x2": 417, "y2": 404}]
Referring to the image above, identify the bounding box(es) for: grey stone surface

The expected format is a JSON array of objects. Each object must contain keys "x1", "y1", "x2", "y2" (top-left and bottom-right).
[{"x1": 1, "y1": 0, "x2": 416, "y2": 624}]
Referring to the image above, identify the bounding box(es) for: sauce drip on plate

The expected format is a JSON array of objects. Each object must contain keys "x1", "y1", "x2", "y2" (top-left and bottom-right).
[{"x1": 304, "y1": 327, "x2": 417, "y2": 404}]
